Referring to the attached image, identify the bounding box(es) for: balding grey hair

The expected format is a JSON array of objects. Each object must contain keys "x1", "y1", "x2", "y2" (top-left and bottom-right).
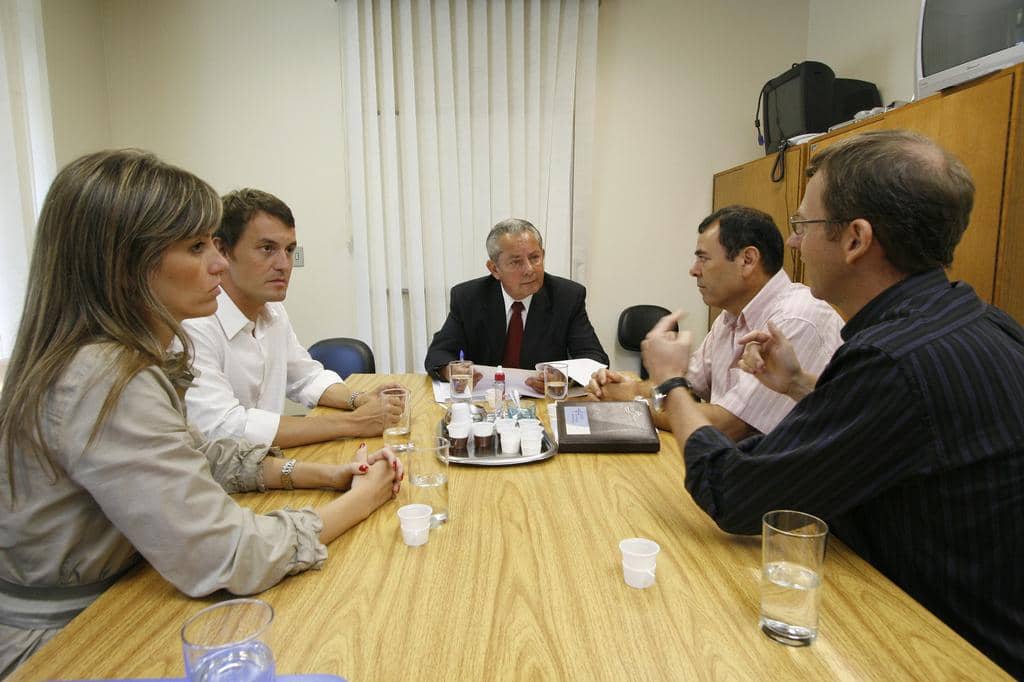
[{"x1": 485, "y1": 218, "x2": 544, "y2": 261}]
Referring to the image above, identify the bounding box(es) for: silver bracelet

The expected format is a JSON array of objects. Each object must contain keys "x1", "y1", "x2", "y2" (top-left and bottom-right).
[
  {"x1": 280, "y1": 458, "x2": 297, "y2": 490},
  {"x1": 347, "y1": 391, "x2": 364, "y2": 410}
]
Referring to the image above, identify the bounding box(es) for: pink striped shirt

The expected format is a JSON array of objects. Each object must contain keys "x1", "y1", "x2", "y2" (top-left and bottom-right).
[{"x1": 687, "y1": 270, "x2": 843, "y2": 434}]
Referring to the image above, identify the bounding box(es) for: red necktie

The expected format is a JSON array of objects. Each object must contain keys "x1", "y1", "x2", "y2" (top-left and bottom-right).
[{"x1": 502, "y1": 301, "x2": 525, "y2": 369}]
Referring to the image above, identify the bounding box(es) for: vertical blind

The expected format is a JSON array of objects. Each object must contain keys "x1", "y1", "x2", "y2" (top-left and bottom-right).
[{"x1": 338, "y1": 0, "x2": 598, "y2": 373}]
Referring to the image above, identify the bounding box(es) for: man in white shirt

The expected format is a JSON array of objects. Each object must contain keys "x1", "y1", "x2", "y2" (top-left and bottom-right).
[
  {"x1": 589, "y1": 205, "x2": 843, "y2": 440},
  {"x1": 184, "y1": 189, "x2": 394, "y2": 447}
]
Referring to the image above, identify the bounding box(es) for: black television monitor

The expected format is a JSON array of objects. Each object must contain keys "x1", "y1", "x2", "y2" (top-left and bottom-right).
[{"x1": 761, "y1": 62, "x2": 836, "y2": 154}]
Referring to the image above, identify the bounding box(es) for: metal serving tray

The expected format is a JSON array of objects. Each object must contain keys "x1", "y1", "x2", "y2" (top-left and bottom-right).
[{"x1": 439, "y1": 403, "x2": 557, "y2": 466}]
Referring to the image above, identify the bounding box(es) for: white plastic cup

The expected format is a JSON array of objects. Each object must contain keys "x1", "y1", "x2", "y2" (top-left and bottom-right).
[
  {"x1": 397, "y1": 504, "x2": 433, "y2": 547},
  {"x1": 446, "y1": 421, "x2": 471, "y2": 456},
  {"x1": 447, "y1": 421, "x2": 470, "y2": 438},
  {"x1": 500, "y1": 430, "x2": 521, "y2": 455},
  {"x1": 401, "y1": 526, "x2": 429, "y2": 546},
  {"x1": 517, "y1": 418, "x2": 541, "y2": 429},
  {"x1": 493, "y1": 418, "x2": 515, "y2": 432},
  {"x1": 450, "y1": 402, "x2": 472, "y2": 424},
  {"x1": 622, "y1": 561, "x2": 656, "y2": 589},
  {"x1": 619, "y1": 538, "x2": 660, "y2": 587},
  {"x1": 520, "y1": 438, "x2": 543, "y2": 456}
]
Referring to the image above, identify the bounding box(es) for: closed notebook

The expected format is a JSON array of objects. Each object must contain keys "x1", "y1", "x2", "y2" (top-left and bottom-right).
[{"x1": 555, "y1": 401, "x2": 660, "y2": 453}]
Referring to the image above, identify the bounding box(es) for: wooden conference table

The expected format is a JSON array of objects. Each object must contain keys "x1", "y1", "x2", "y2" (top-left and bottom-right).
[{"x1": 12, "y1": 374, "x2": 1007, "y2": 681}]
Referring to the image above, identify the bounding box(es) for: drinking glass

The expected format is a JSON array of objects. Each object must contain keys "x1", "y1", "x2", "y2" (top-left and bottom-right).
[
  {"x1": 543, "y1": 362, "x2": 569, "y2": 401},
  {"x1": 760, "y1": 510, "x2": 829, "y2": 646},
  {"x1": 381, "y1": 387, "x2": 412, "y2": 451},
  {"x1": 407, "y1": 436, "x2": 450, "y2": 527},
  {"x1": 448, "y1": 359, "x2": 474, "y2": 399},
  {"x1": 181, "y1": 598, "x2": 275, "y2": 682}
]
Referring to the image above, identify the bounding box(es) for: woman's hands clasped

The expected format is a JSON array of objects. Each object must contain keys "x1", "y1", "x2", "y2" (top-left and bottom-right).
[{"x1": 349, "y1": 442, "x2": 403, "y2": 499}]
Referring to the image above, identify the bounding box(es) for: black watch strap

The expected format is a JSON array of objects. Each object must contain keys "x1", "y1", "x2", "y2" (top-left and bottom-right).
[
  {"x1": 657, "y1": 376, "x2": 691, "y2": 395},
  {"x1": 652, "y1": 376, "x2": 691, "y2": 413}
]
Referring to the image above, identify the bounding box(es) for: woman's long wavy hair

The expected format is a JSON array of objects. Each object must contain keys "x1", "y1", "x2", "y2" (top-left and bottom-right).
[{"x1": 0, "y1": 149, "x2": 221, "y2": 499}]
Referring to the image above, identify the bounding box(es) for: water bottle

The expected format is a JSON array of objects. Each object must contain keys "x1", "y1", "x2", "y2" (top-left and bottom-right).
[{"x1": 493, "y1": 366, "x2": 507, "y2": 418}]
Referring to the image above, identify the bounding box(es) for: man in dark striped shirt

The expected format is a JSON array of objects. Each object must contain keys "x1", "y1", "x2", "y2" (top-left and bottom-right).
[{"x1": 643, "y1": 130, "x2": 1023, "y2": 676}]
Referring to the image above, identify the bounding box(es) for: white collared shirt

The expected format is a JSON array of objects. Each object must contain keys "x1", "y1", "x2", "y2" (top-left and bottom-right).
[
  {"x1": 182, "y1": 290, "x2": 343, "y2": 444},
  {"x1": 500, "y1": 289, "x2": 534, "y2": 330}
]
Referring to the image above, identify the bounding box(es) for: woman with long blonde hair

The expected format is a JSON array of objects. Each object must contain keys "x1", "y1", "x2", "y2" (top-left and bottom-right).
[{"x1": 0, "y1": 149, "x2": 401, "y2": 676}]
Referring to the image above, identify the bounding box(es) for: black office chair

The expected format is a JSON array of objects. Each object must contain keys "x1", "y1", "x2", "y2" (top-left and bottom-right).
[
  {"x1": 617, "y1": 305, "x2": 676, "y2": 380},
  {"x1": 308, "y1": 337, "x2": 376, "y2": 379}
]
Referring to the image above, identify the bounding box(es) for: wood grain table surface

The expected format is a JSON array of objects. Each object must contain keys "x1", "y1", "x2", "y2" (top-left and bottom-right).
[{"x1": 11, "y1": 374, "x2": 1008, "y2": 681}]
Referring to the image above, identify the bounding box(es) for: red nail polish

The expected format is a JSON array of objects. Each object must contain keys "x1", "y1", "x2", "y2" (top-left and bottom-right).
[
  {"x1": 359, "y1": 464, "x2": 368, "y2": 472},
  {"x1": 392, "y1": 461, "x2": 398, "y2": 470},
  {"x1": 359, "y1": 442, "x2": 366, "y2": 448}
]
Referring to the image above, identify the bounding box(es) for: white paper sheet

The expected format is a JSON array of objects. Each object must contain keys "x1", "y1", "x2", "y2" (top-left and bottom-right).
[{"x1": 430, "y1": 359, "x2": 607, "y2": 404}]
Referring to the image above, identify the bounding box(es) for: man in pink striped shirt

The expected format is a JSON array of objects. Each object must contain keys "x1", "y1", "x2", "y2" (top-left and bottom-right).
[{"x1": 589, "y1": 205, "x2": 842, "y2": 439}]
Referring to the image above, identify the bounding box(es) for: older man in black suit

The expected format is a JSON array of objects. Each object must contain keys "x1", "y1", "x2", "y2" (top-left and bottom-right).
[{"x1": 424, "y1": 218, "x2": 608, "y2": 383}]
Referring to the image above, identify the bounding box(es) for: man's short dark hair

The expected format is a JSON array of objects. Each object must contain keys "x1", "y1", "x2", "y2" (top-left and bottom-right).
[
  {"x1": 218, "y1": 188, "x2": 295, "y2": 249},
  {"x1": 806, "y1": 129, "x2": 975, "y2": 274},
  {"x1": 697, "y1": 205, "x2": 784, "y2": 275}
]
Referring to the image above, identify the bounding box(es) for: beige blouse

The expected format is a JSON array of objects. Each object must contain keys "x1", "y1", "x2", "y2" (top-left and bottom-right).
[{"x1": 0, "y1": 344, "x2": 326, "y2": 668}]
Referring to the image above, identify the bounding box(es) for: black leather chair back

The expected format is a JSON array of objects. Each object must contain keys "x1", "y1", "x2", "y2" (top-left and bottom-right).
[
  {"x1": 617, "y1": 305, "x2": 675, "y2": 380},
  {"x1": 308, "y1": 337, "x2": 376, "y2": 379}
]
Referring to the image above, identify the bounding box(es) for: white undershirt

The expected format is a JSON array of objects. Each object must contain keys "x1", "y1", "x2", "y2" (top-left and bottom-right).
[{"x1": 500, "y1": 289, "x2": 534, "y2": 330}]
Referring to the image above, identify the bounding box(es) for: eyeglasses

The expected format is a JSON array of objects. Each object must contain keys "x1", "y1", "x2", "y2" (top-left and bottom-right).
[{"x1": 788, "y1": 215, "x2": 850, "y2": 236}]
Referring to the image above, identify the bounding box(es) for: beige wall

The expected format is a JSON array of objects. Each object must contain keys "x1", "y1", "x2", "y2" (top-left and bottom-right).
[
  {"x1": 41, "y1": 0, "x2": 923, "y2": 373},
  {"x1": 588, "y1": 0, "x2": 809, "y2": 370},
  {"x1": 43, "y1": 0, "x2": 355, "y2": 349},
  {"x1": 807, "y1": 0, "x2": 922, "y2": 105},
  {"x1": 41, "y1": 0, "x2": 109, "y2": 166}
]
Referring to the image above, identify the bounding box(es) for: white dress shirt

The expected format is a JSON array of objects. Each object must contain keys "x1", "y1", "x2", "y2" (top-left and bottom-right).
[
  {"x1": 182, "y1": 291, "x2": 343, "y2": 444},
  {"x1": 500, "y1": 289, "x2": 533, "y2": 330}
]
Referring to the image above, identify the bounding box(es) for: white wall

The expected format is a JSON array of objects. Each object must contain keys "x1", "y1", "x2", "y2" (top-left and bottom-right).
[
  {"x1": 588, "y1": 0, "x2": 809, "y2": 371},
  {"x1": 807, "y1": 0, "x2": 922, "y2": 104}
]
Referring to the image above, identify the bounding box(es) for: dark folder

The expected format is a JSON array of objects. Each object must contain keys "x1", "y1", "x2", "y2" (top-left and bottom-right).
[{"x1": 555, "y1": 401, "x2": 661, "y2": 453}]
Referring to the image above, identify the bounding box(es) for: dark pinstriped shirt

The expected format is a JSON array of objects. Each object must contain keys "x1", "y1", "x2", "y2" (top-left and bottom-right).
[{"x1": 684, "y1": 269, "x2": 1024, "y2": 676}]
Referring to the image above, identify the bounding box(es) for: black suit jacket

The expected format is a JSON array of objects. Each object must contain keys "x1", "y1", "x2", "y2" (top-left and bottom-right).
[{"x1": 424, "y1": 274, "x2": 608, "y2": 379}]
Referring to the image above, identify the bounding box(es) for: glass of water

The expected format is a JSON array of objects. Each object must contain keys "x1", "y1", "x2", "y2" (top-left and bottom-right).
[
  {"x1": 381, "y1": 386, "x2": 412, "y2": 451},
  {"x1": 543, "y1": 362, "x2": 569, "y2": 401},
  {"x1": 407, "y1": 436, "x2": 450, "y2": 528},
  {"x1": 760, "y1": 510, "x2": 828, "y2": 646},
  {"x1": 447, "y1": 359, "x2": 474, "y2": 399},
  {"x1": 181, "y1": 598, "x2": 275, "y2": 682}
]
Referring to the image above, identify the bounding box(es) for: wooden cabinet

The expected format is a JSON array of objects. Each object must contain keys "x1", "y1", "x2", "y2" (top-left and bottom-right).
[
  {"x1": 713, "y1": 64, "x2": 1024, "y2": 324},
  {"x1": 712, "y1": 145, "x2": 806, "y2": 281},
  {"x1": 709, "y1": 147, "x2": 806, "y2": 324}
]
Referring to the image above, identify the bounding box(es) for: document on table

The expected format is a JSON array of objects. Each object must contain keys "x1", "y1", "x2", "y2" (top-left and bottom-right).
[{"x1": 430, "y1": 359, "x2": 607, "y2": 404}]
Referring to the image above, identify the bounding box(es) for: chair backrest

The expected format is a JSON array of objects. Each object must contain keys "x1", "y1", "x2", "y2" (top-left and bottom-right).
[
  {"x1": 617, "y1": 305, "x2": 674, "y2": 351},
  {"x1": 617, "y1": 305, "x2": 675, "y2": 380},
  {"x1": 308, "y1": 337, "x2": 376, "y2": 379}
]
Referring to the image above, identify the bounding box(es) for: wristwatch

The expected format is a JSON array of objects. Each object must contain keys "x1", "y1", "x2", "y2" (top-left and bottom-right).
[{"x1": 651, "y1": 377, "x2": 691, "y2": 413}]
